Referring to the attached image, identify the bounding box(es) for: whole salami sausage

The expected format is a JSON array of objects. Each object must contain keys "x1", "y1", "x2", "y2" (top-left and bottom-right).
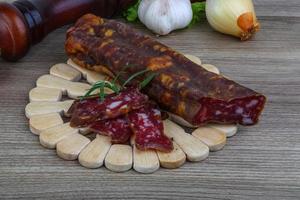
[{"x1": 65, "y1": 14, "x2": 266, "y2": 126}]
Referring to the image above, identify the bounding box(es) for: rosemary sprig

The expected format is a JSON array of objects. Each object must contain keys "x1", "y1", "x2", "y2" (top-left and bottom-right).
[
  {"x1": 82, "y1": 67, "x2": 157, "y2": 101},
  {"x1": 99, "y1": 83, "x2": 105, "y2": 101},
  {"x1": 82, "y1": 81, "x2": 120, "y2": 101},
  {"x1": 111, "y1": 64, "x2": 133, "y2": 89},
  {"x1": 139, "y1": 72, "x2": 157, "y2": 89},
  {"x1": 122, "y1": 69, "x2": 150, "y2": 87}
]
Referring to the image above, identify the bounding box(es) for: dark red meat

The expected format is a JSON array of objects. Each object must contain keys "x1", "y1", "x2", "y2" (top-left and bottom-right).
[
  {"x1": 128, "y1": 103, "x2": 173, "y2": 152},
  {"x1": 194, "y1": 96, "x2": 266, "y2": 125},
  {"x1": 90, "y1": 116, "x2": 132, "y2": 144},
  {"x1": 69, "y1": 87, "x2": 148, "y2": 127},
  {"x1": 65, "y1": 14, "x2": 266, "y2": 126}
]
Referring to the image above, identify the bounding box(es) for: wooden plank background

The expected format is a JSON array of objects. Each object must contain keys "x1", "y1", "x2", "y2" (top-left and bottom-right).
[{"x1": 0, "y1": 0, "x2": 299, "y2": 199}]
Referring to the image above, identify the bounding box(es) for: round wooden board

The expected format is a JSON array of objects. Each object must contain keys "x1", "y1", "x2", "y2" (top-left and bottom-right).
[{"x1": 25, "y1": 55, "x2": 238, "y2": 173}]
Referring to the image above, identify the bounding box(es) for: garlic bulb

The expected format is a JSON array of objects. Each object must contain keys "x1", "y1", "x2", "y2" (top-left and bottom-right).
[
  {"x1": 206, "y1": 0, "x2": 260, "y2": 40},
  {"x1": 138, "y1": 0, "x2": 193, "y2": 35}
]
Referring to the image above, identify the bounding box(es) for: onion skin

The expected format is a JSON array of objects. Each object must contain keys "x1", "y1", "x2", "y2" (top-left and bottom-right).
[
  {"x1": 206, "y1": 0, "x2": 260, "y2": 41},
  {"x1": 237, "y1": 12, "x2": 260, "y2": 41}
]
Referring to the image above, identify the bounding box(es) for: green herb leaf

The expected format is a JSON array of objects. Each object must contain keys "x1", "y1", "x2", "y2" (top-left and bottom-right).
[
  {"x1": 139, "y1": 73, "x2": 157, "y2": 89},
  {"x1": 189, "y1": 2, "x2": 206, "y2": 27},
  {"x1": 82, "y1": 81, "x2": 120, "y2": 101},
  {"x1": 122, "y1": 69, "x2": 150, "y2": 87},
  {"x1": 122, "y1": 0, "x2": 141, "y2": 22},
  {"x1": 112, "y1": 64, "x2": 132, "y2": 84},
  {"x1": 99, "y1": 83, "x2": 105, "y2": 101},
  {"x1": 82, "y1": 83, "x2": 102, "y2": 98},
  {"x1": 82, "y1": 66, "x2": 156, "y2": 101}
]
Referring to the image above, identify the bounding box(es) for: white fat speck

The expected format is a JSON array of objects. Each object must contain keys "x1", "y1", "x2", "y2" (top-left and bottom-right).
[
  {"x1": 124, "y1": 96, "x2": 131, "y2": 101},
  {"x1": 235, "y1": 107, "x2": 244, "y2": 114},
  {"x1": 215, "y1": 110, "x2": 222, "y2": 115},
  {"x1": 242, "y1": 117, "x2": 253, "y2": 125},
  {"x1": 246, "y1": 99, "x2": 259, "y2": 108},
  {"x1": 138, "y1": 113, "x2": 148, "y2": 120},
  {"x1": 146, "y1": 134, "x2": 153, "y2": 139},
  {"x1": 153, "y1": 109, "x2": 161, "y2": 116},
  {"x1": 138, "y1": 113, "x2": 153, "y2": 127},
  {"x1": 107, "y1": 101, "x2": 123, "y2": 109},
  {"x1": 120, "y1": 105, "x2": 128, "y2": 110}
]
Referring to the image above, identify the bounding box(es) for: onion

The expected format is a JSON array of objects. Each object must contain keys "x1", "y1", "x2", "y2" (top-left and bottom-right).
[{"x1": 206, "y1": 0, "x2": 260, "y2": 40}]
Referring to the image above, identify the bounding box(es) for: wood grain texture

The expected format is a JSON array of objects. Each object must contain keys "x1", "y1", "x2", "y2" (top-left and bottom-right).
[{"x1": 0, "y1": 0, "x2": 299, "y2": 199}]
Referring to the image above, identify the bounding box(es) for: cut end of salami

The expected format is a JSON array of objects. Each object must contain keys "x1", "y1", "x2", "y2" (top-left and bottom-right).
[{"x1": 194, "y1": 95, "x2": 266, "y2": 126}]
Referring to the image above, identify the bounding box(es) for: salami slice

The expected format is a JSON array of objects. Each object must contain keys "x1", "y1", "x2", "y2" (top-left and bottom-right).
[
  {"x1": 90, "y1": 117, "x2": 132, "y2": 144},
  {"x1": 128, "y1": 103, "x2": 173, "y2": 152},
  {"x1": 69, "y1": 87, "x2": 148, "y2": 127}
]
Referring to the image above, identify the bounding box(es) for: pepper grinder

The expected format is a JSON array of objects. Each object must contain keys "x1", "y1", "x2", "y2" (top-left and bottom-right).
[{"x1": 0, "y1": 0, "x2": 136, "y2": 61}]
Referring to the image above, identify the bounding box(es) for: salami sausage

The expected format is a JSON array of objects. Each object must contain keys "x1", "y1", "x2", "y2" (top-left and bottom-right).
[{"x1": 65, "y1": 14, "x2": 266, "y2": 126}]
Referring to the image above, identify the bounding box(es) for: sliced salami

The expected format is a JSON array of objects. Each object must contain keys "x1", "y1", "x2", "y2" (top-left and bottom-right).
[
  {"x1": 128, "y1": 103, "x2": 173, "y2": 152},
  {"x1": 69, "y1": 87, "x2": 148, "y2": 127},
  {"x1": 90, "y1": 117, "x2": 132, "y2": 144}
]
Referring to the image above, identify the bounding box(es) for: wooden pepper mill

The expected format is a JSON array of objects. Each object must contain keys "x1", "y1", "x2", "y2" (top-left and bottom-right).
[{"x1": 0, "y1": 0, "x2": 136, "y2": 61}]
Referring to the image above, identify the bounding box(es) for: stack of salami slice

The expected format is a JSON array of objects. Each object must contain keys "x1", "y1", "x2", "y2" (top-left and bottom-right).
[{"x1": 68, "y1": 87, "x2": 174, "y2": 152}]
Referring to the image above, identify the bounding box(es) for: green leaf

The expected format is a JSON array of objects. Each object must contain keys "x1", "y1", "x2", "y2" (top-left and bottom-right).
[
  {"x1": 122, "y1": 0, "x2": 141, "y2": 22},
  {"x1": 112, "y1": 64, "x2": 132, "y2": 84},
  {"x1": 82, "y1": 83, "x2": 102, "y2": 98},
  {"x1": 99, "y1": 84, "x2": 105, "y2": 101},
  {"x1": 122, "y1": 69, "x2": 150, "y2": 88},
  {"x1": 81, "y1": 66, "x2": 156, "y2": 101},
  {"x1": 139, "y1": 73, "x2": 157, "y2": 89},
  {"x1": 82, "y1": 81, "x2": 120, "y2": 101},
  {"x1": 189, "y1": 2, "x2": 206, "y2": 27}
]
